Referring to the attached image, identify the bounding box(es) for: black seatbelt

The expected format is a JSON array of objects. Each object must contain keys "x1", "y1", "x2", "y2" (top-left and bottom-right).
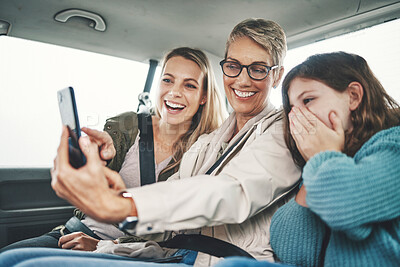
[
  {"x1": 205, "y1": 133, "x2": 247, "y2": 175},
  {"x1": 206, "y1": 111, "x2": 281, "y2": 175},
  {"x1": 158, "y1": 112, "x2": 292, "y2": 259},
  {"x1": 143, "y1": 59, "x2": 158, "y2": 93},
  {"x1": 137, "y1": 113, "x2": 156, "y2": 186},
  {"x1": 159, "y1": 234, "x2": 255, "y2": 259},
  {"x1": 157, "y1": 134, "x2": 253, "y2": 259}
]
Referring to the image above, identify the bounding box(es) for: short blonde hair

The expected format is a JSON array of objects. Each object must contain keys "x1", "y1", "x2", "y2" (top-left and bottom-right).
[{"x1": 225, "y1": 18, "x2": 287, "y2": 77}]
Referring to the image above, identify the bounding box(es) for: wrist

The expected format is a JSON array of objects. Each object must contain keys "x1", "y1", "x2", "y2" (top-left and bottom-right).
[
  {"x1": 295, "y1": 185, "x2": 308, "y2": 207},
  {"x1": 118, "y1": 191, "x2": 139, "y2": 233},
  {"x1": 99, "y1": 191, "x2": 135, "y2": 222},
  {"x1": 119, "y1": 191, "x2": 138, "y2": 217}
]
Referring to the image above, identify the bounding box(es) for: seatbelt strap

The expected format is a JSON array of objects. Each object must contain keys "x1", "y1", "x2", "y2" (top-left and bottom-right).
[
  {"x1": 205, "y1": 133, "x2": 247, "y2": 175},
  {"x1": 158, "y1": 131, "x2": 251, "y2": 259},
  {"x1": 64, "y1": 216, "x2": 102, "y2": 240},
  {"x1": 159, "y1": 112, "x2": 291, "y2": 259},
  {"x1": 137, "y1": 113, "x2": 156, "y2": 186},
  {"x1": 206, "y1": 111, "x2": 281, "y2": 175},
  {"x1": 158, "y1": 234, "x2": 255, "y2": 259}
]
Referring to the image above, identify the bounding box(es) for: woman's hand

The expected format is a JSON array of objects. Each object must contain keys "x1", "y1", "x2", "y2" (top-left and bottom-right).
[
  {"x1": 289, "y1": 107, "x2": 345, "y2": 161},
  {"x1": 58, "y1": 232, "x2": 99, "y2": 251},
  {"x1": 51, "y1": 126, "x2": 134, "y2": 223},
  {"x1": 81, "y1": 127, "x2": 116, "y2": 162}
]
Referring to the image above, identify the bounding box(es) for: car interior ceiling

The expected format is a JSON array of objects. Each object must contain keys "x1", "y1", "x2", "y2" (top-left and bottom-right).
[{"x1": 0, "y1": 0, "x2": 399, "y2": 63}]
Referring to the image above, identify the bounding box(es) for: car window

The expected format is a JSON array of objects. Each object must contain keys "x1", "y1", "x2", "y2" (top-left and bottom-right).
[
  {"x1": 0, "y1": 36, "x2": 149, "y2": 168},
  {"x1": 269, "y1": 18, "x2": 400, "y2": 107},
  {"x1": 1, "y1": 18, "x2": 399, "y2": 168}
]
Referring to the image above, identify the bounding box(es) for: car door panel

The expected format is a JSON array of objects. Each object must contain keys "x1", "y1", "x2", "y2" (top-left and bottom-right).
[{"x1": 0, "y1": 168, "x2": 74, "y2": 248}]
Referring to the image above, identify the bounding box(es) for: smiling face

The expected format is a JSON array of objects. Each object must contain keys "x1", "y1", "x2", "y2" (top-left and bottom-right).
[
  {"x1": 288, "y1": 77, "x2": 353, "y2": 130},
  {"x1": 157, "y1": 56, "x2": 206, "y2": 126},
  {"x1": 223, "y1": 37, "x2": 278, "y2": 123}
]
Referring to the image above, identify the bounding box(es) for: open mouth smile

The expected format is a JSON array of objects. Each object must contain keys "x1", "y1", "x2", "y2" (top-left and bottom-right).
[
  {"x1": 164, "y1": 100, "x2": 186, "y2": 111},
  {"x1": 233, "y1": 89, "x2": 256, "y2": 98}
]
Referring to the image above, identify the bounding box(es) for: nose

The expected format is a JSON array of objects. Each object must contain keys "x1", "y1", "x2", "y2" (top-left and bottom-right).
[
  {"x1": 168, "y1": 83, "x2": 183, "y2": 97},
  {"x1": 236, "y1": 67, "x2": 252, "y2": 87}
]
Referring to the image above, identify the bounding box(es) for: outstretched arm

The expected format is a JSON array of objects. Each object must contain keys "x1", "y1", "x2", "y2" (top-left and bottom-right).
[{"x1": 51, "y1": 126, "x2": 134, "y2": 223}]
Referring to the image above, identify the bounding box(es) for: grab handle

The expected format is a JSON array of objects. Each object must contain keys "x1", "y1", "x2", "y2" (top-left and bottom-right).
[{"x1": 54, "y1": 9, "x2": 106, "y2": 32}]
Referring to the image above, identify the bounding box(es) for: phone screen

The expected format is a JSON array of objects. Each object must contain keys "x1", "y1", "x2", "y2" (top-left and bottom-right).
[{"x1": 57, "y1": 87, "x2": 86, "y2": 168}]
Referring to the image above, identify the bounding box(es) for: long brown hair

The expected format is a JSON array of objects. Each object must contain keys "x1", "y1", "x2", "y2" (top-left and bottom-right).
[
  {"x1": 156, "y1": 47, "x2": 228, "y2": 174},
  {"x1": 282, "y1": 52, "x2": 400, "y2": 168}
]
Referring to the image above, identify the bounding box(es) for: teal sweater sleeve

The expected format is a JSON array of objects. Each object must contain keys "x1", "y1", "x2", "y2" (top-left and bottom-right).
[
  {"x1": 303, "y1": 126, "x2": 400, "y2": 240},
  {"x1": 270, "y1": 198, "x2": 326, "y2": 267}
]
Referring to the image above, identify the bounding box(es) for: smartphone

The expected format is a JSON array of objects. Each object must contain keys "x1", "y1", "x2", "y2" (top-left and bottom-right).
[{"x1": 57, "y1": 87, "x2": 86, "y2": 168}]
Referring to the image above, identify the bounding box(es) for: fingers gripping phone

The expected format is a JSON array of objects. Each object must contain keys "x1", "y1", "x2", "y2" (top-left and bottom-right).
[{"x1": 57, "y1": 87, "x2": 86, "y2": 168}]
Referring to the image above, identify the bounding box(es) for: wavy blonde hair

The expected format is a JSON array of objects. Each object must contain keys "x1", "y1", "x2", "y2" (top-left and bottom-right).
[{"x1": 155, "y1": 47, "x2": 228, "y2": 174}]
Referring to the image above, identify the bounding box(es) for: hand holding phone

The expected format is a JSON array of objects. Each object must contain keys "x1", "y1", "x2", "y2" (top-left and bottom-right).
[{"x1": 57, "y1": 87, "x2": 86, "y2": 168}]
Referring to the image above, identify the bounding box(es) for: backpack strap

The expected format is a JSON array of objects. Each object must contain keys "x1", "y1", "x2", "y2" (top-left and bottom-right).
[{"x1": 137, "y1": 113, "x2": 156, "y2": 186}]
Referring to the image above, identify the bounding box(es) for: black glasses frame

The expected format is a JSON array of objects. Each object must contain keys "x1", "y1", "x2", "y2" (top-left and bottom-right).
[{"x1": 219, "y1": 60, "x2": 278, "y2": 81}]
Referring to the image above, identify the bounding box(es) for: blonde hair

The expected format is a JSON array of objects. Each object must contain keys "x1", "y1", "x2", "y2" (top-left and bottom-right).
[
  {"x1": 156, "y1": 47, "x2": 228, "y2": 174},
  {"x1": 225, "y1": 18, "x2": 287, "y2": 80}
]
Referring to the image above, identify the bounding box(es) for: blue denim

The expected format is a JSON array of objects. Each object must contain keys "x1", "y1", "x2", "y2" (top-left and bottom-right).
[
  {"x1": 172, "y1": 249, "x2": 198, "y2": 265},
  {"x1": 214, "y1": 257, "x2": 292, "y2": 267},
  {"x1": 0, "y1": 248, "x2": 191, "y2": 267}
]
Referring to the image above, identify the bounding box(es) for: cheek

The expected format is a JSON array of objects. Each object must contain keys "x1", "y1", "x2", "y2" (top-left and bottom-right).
[
  {"x1": 255, "y1": 79, "x2": 272, "y2": 95},
  {"x1": 189, "y1": 91, "x2": 203, "y2": 107},
  {"x1": 223, "y1": 77, "x2": 233, "y2": 91},
  {"x1": 156, "y1": 87, "x2": 169, "y2": 108},
  {"x1": 158, "y1": 84, "x2": 169, "y2": 96}
]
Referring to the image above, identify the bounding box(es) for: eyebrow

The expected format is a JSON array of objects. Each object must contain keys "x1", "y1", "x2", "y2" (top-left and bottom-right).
[
  {"x1": 163, "y1": 73, "x2": 199, "y2": 85},
  {"x1": 226, "y1": 57, "x2": 269, "y2": 65},
  {"x1": 295, "y1": 90, "x2": 314, "y2": 100},
  {"x1": 288, "y1": 89, "x2": 313, "y2": 105}
]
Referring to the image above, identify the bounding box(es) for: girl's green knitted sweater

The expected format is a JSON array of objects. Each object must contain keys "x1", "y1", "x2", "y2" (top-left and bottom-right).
[{"x1": 270, "y1": 126, "x2": 400, "y2": 267}]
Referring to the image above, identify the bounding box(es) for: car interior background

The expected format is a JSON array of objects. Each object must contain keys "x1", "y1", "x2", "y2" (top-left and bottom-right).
[{"x1": 0, "y1": 0, "x2": 399, "y2": 249}]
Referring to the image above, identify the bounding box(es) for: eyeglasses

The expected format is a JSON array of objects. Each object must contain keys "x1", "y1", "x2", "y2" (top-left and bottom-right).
[{"x1": 219, "y1": 60, "x2": 278, "y2": 81}]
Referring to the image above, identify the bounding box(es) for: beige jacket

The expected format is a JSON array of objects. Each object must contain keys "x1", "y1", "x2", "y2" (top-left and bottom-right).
[{"x1": 128, "y1": 103, "x2": 301, "y2": 265}]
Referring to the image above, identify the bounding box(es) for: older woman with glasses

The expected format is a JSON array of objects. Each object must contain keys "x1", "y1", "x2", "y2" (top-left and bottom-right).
[{"x1": 0, "y1": 19, "x2": 300, "y2": 266}]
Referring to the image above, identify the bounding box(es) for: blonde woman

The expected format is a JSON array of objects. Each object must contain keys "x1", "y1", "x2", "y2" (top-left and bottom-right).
[{"x1": 0, "y1": 47, "x2": 227, "y2": 252}]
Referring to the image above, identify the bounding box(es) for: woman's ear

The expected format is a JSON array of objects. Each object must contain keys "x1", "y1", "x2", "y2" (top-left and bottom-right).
[
  {"x1": 347, "y1": 81, "x2": 364, "y2": 111},
  {"x1": 200, "y1": 95, "x2": 207, "y2": 105},
  {"x1": 273, "y1": 66, "x2": 285, "y2": 88}
]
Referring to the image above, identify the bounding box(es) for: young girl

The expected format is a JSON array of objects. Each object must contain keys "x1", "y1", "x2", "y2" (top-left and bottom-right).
[
  {"x1": 0, "y1": 47, "x2": 227, "y2": 252},
  {"x1": 269, "y1": 51, "x2": 400, "y2": 266}
]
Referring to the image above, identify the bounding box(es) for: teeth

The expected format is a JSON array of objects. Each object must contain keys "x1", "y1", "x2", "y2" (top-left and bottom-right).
[
  {"x1": 165, "y1": 100, "x2": 185, "y2": 109},
  {"x1": 234, "y1": 89, "x2": 255, "y2": 98}
]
